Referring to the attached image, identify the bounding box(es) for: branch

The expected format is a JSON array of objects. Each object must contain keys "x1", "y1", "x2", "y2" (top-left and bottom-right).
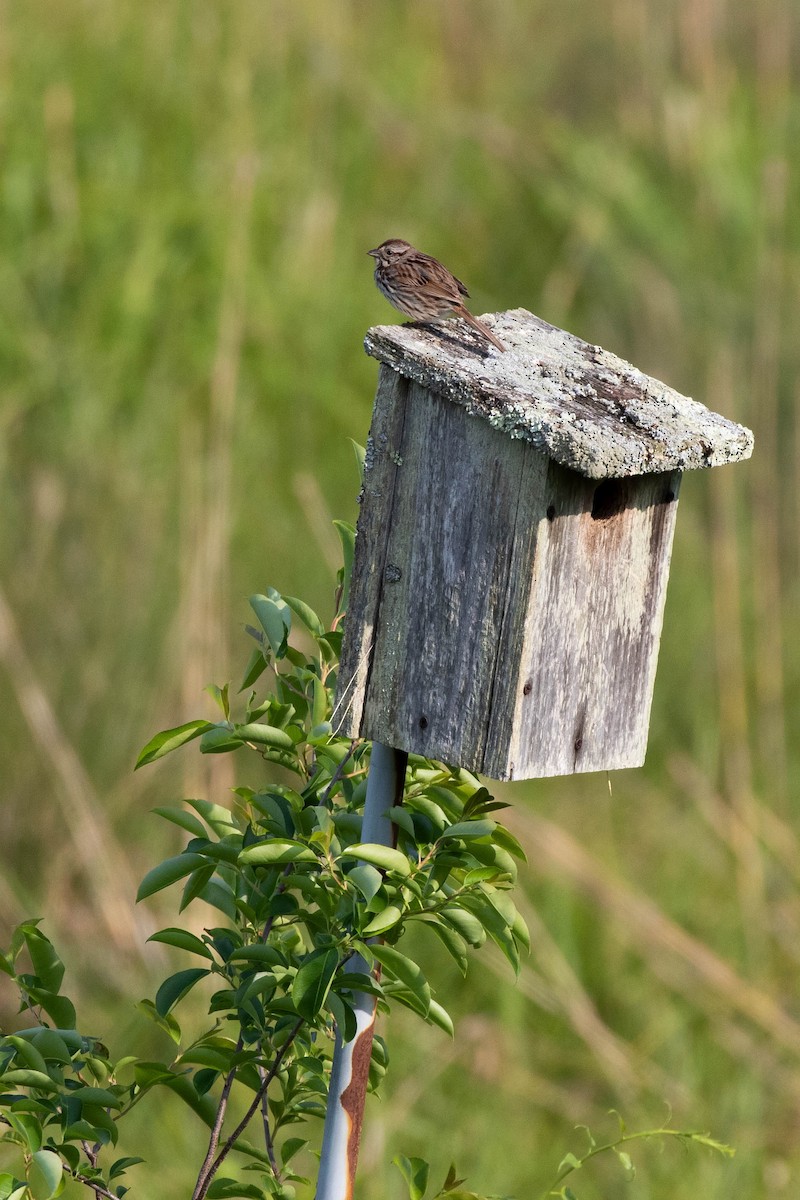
[
  {"x1": 195, "y1": 1017, "x2": 305, "y2": 1200},
  {"x1": 70, "y1": 1172, "x2": 119, "y2": 1200},
  {"x1": 191, "y1": 1033, "x2": 245, "y2": 1200},
  {"x1": 320, "y1": 739, "x2": 358, "y2": 806}
]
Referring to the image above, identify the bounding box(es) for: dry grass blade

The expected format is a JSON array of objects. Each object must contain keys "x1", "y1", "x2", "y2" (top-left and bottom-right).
[
  {"x1": 507, "y1": 807, "x2": 800, "y2": 1055},
  {"x1": 0, "y1": 584, "x2": 149, "y2": 957},
  {"x1": 511, "y1": 895, "x2": 686, "y2": 1102}
]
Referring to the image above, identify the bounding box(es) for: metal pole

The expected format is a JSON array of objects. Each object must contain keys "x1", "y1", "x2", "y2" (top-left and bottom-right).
[{"x1": 315, "y1": 742, "x2": 407, "y2": 1200}]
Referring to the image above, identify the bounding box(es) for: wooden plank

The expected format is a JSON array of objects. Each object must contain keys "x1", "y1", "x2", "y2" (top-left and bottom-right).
[
  {"x1": 334, "y1": 366, "x2": 410, "y2": 738},
  {"x1": 499, "y1": 467, "x2": 682, "y2": 778},
  {"x1": 339, "y1": 374, "x2": 682, "y2": 779},
  {"x1": 358, "y1": 381, "x2": 534, "y2": 767},
  {"x1": 364, "y1": 310, "x2": 753, "y2": 479}
]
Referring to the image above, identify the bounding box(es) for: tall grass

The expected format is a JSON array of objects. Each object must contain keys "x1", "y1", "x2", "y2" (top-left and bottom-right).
[{"x1": 1, "y1": 1, "x2": 799, "y2": 1196}]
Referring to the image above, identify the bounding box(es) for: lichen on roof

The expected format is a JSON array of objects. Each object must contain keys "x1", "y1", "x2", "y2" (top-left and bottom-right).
[{"x1": 364, "y1": 308, "x2": 754, "y2": 480}]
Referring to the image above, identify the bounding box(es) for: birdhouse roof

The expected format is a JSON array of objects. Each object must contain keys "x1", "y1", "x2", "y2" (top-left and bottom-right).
[{"x1": 364, "y1": 308, "x2": 753, "y2": 479}]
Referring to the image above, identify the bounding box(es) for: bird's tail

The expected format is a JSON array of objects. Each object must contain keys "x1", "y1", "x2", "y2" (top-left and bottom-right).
[{"x1": 457, "y1": 307, "x2": 506, "y2": 352}]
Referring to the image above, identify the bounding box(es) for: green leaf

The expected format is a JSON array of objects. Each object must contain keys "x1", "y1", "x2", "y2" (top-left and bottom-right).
[
  {"x1": 0, "y1": 1069, "x2": 59, "y2": 1091},
  {"x1": 463, "y1": 867, "x2": 501, "y2": 886},
  {"x1": 136, "y1": 1000, "x2": 182, "y2": 1044},
  {"x1": 180, "y1": 863, "x2": 216, "y2": 911},
  {"x1": 362, "y1": 906, "x2": 403, "y2": 936},
  {"x1": 309, "y1": 721, "x2": 332, "y2": 745},
  {"x1": 280, "y1": 1137, "x2": 308, "y2": 1167},
  {"x1": 155, "y1": 968, "x2": 210, "y2": 1017},
  {"x1": 349, "y1": 439, "x2": 366, "y2": 484},
  {"x1": 227, "y1": 945, "x2": 284, "y2": 966},
  {"x1": 325, "y1": 991, "x2": 357, "y2": 1043},
  {"x1": 282, "y1": 596, "x2": 325, "y2": 638},
  {"x1": 371, "y1": 946, "x2": 430, "y2": 1014},
  {"x1": 239, "y1": 839, "x2": 318, "y2": 866},
  {"x1": 388, "y1": 806, "x2": 416, "y2": 838},
  {"x1": 491, "y1": 825, "x2": 528, "y2": 862},
  {"x1": 291, "y1": 948, "x2": 339, "y2": 1021},
  {"x1": 341, "y1": 844, "x2": 411, "y2": 876},
  {"x1": 136, "y1": 854, "x2": 208, "y2": 901},
  {"x1": 5, "y1": 1112, "x2": 42, "y2": 1151},
  {"x1": 206, "y1": 1180, "x2": 264, "y2": 1199},
  {"x1": 147, "y1": 928, "x2": 214, "y2": 958},
  {"x1": 0, "y1": 1175, "x2": 28, "y2": 1200},
  {"x1": 5, "y1": 1034, "x2": 49, "y2": 1074},
  {"x1": 347, "y1": 864, "x2": 383, "y2": 903},
  {"x1": 136, "y1": 720, "x2": 213, "y2": 768},
  {"x1": 24, "y1": 990, "x2": 76, "y2": 1030},
  {"x1": 441, "y1": 819, "x2": 496, "y2": 841},
  {"x1": 200, "y1": 726, "x2": 243, "y2": 754},
  {"x1": 393, "y1": 1154, "x2": 429, "y2": 1200},
  {"x1": 426, "y1": 999, "x2": 455, "y2": 1037},
  {"x1": 16, "y1": 1027, "x2": 82, "y2": 1055},
  {"x1": 151, "y1": 805, "x2": 208, "y2": 838},
  {"x1": 239, "y1": 646, "x2": 268, "y2": 691},
  {"x1": 79, "y1": 1102, "x2": 118, "y2": 1145},
  {"x1": 28, "y1": 1150, "x2": 62, "y2": 1200},
  {"x1": 109, "y1": 1158, "x2": 145, "y2": 1181},
  {"x1": 178, "y1": 1046, "x2": 235, "y2": 1072},
  {"x1": 235, "y1": 723, "x2": 295, "y2": 750},
  {"x1": 333, "y1": 521, "x2": 355, "y2": 614},
  {"x1": 479, "y1": 886, "x2": 517, "y2": 928},
  {"x1": 441, "y1": 1164, "x2": 466, "y2": 1193},
  {"x1": 22, "y1": 928, "x2": 64, "y2": 994},
  {"x1": 250, "y1": 594, "x2": 291, "y2": 657},
  {"x1": 311, "y1": 677, "x2": 328, "y2": 728},
  {"x1": 186, "y1": 799, "x2": 240, "y2": 836},
  {"x1": 557, "y1": 1152, "x2": 583, "y2": 1177},
  {"x1": 512, "y1": 909, "x2": 531, "y2": 952},
  {"x1": 419, "y1": 919, "x2": 468, "y2": 974},
  {"x1": 441, "y1": 907, "x2": 486, "y2": 948},
  {"x1": 205, "y1": 682, "x2": 230, "y2": 719},
  {"x1": 67, "y1": 1086, "x2": 123, "y2": 1108}
]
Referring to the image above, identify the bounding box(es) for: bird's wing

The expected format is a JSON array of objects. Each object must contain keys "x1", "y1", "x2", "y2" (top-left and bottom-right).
[{"x1": 411, "y1": 253, "x2": 468, "y2": 304}]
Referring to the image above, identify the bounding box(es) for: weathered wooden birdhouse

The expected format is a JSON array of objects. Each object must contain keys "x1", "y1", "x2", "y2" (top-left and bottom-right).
[{"x1": 336, "y1": 309, "x2": 753, "y2": 780}]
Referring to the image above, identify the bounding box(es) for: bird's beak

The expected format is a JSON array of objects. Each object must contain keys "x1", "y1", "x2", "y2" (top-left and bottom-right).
[{"x1": 367, "y1": 248, "x2": 378, "y2": 258}]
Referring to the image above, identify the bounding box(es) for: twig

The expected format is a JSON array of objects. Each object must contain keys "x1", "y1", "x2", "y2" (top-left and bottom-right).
[
  {"x1": 191, "y1": 1033, "x2": 245, "y2": 1200},
  {"x1": 196, "y1": 1018, "x2": 304, "y2": 1200},
  {"x1": 79, "y1": 1141, "x2": 103, "y2": 1200},
  {"x1": 193, "y1": 868, "x2": 293, "y2": 1198},
  {"x1": 70, "y1": 1173, "x2": 119, "y2": 1200},
  {"x1": 320, "y1": 739, "x2": 358, "y2": 806}
]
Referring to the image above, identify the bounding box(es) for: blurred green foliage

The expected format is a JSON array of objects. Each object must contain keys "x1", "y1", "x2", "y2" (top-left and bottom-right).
[{"x1": 0, "y1": 0, "x2": 798, "y2": 1197}]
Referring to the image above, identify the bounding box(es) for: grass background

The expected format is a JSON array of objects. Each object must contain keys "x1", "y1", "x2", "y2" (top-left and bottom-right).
[{"x1": 1, "y1": 0, "x2": 798, "y2": 1196}]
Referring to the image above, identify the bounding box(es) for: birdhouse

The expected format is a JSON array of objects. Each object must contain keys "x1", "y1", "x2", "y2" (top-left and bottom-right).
[{"x1": 336, "y1": 309, "x2": 753, "y2": 780}]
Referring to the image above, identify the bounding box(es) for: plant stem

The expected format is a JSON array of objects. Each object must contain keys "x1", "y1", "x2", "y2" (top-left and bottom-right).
[
  {"x1": 191, "y1": 1033, "x2": 245, "y2": 1200},
  {"x1": 195, "y1": 1017, "x2": 304, "y2": 1200},
  {"x1": 71, "y1": 1174, "x2": 119, "y2": 1200},
  {"x1": 319, "y1": 739, "x2": 358, "y2": 806},
  {"x1": 538, "y1": 1128, "x2": 734, "y2": 1198}
]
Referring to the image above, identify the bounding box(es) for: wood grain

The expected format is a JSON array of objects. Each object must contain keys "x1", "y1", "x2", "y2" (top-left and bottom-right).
[
  {"x1": 491, "y1": 467, "x2": 681, "y2": 778},
  {"x1": 337, "y1": 368, "x2": 682, "y2": 779}
]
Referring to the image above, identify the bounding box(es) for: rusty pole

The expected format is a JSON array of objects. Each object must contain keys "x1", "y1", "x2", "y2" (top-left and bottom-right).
[{"x1": 315, "y1": 742, "x2": 408, "y2": 1200}]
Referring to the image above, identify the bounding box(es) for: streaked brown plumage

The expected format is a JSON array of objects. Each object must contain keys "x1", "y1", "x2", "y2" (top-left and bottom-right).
[{"x1": 368, "y1": 238, "x2": 506, "y2": 352}]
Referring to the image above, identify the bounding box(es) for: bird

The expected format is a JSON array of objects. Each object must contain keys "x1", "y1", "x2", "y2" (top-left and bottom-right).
[{"x1": 367, "y1": 238, "x2": 506, "y2": 352}]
